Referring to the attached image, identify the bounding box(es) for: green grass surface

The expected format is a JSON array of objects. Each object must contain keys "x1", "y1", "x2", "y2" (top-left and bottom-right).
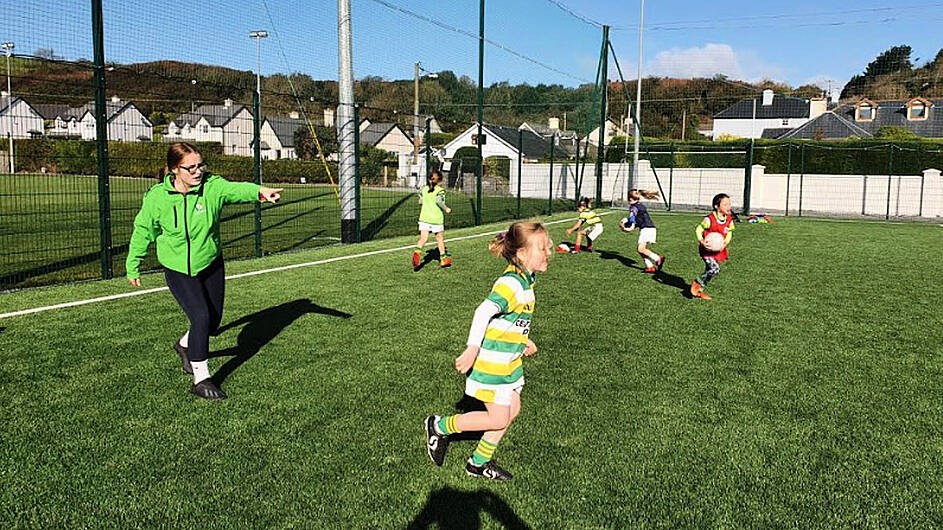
[
  {"x1": 2, "y1": 212, "x2": 943, "y2": 527},
  {"x1": 0, "y1": 174, "x2": 568, "y2": 289}
]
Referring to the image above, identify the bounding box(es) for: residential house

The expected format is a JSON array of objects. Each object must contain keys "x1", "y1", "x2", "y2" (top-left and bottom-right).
[
  {"x1": 360, "y1": 121, "x2": 414, "y2": 156},
  {"x1": 585, "y1": 117, "x2": 628, "y2": 147},
  {"x1": 774, "y1": 97, "x2": 943, "y2": 140},
  {"x1": 166, "y1": 99, "x2": 253, "y2": 155},
  {"x1": 71, "y1": 96, "x2": 153, "y2": 142},
  {"x1": 712, "y1": 89, "x2": 827, "y2": 139},
  {"x1": 34, "y1": 104, "x2": 81, "y2": 138},
  {"x1": 0, "y1": 93, "x2": 45, "y2": 139},
  {"x1": 259, "y1": 113, "x2": 306, "y2": 160},
  {"x1": 519, "y1": 117, "x2": 579, "y2": 156},
  {"x1": 441, "y1": 122, "x2": 555, "y2": 162}
]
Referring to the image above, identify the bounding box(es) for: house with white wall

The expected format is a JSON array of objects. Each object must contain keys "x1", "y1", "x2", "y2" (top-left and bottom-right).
[
  {"x1": 0, "y1": 94, "x2": 45, "y2": 139},
  {"x1": 712, "y1": 89, "x2": 826, "y2": 139},
  {"x1": 259, "y1": 113, "x2": 306, "y2": 160},
  {"x1": 166, "y1": 99, "x2": 253, "y2": 155},
  {"x1": 360, "y1": 122, "x2": 414, "y2": 156},
  {"x1": 72, "y1": 96, "x2": 153, "y2": 142},
  {"x1": 585, "y1": 118, "x2": 628, "y2": 147},
  {"x1": 441, "y1": 122, "x2": 554, "y2": 162},
  {"x1": 34, "y1": 104, "x2": 81, "y2": 138}
]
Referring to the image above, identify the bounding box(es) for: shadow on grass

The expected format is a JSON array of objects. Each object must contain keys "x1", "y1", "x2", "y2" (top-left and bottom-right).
[
  {"x1": 652, "y1": 269, "x2": 694, "y2": 299},
  {"x1": 219, "y1": 191, "x2": 334, "y2": 224},
  {"x1": 0, "y1": 242, "x2": 130, "y2": 288},
  {"x1": 414, "y1": 248, "x2": 442, "y2": 272},
  {"x1": 362, "y1": 194, "x2": 413, "y2": 241},
  {"x1": 407, "y1": 487, "x2": 530, "y2": 530},
  {"x1": 210, "y1": 298, "x2": 352, "y2": 386},
  {"x1": 596, "y1": 250, "x2": 642, "y2": 270}
]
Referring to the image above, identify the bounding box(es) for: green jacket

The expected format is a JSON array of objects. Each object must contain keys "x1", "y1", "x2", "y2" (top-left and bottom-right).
[{"x1": 126, "y1": 174, "x2": 261, "y2": 279}]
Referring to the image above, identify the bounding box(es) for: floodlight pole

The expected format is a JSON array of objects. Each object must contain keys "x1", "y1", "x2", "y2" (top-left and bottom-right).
[
  {"x1": 337, "y1": 0, "x2": 358, "y2": 243},
  {"x1": 2, "y1": 41, "x2": 13, "y2": 173},
  {"x1": 631, "y1": 0, "x2": 644, "y2": 189}
]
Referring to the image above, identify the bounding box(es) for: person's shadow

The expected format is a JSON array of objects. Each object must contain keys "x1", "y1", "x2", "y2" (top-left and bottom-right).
[
  {"x1": 414, "y1": 248, "x2": 441, "y2": 272},
  {"x1": 407, "y1": 487, "x2": 530, "y2": 530},
  {"x1": 210, "y1": 298, "x2": 352, "y2": 385},
  {"x1": 652, "y1": 269, "x2": 695, "y2": 299},
  {"x1": 597, "y1": 250, "x2": 642, "y2": 270}
]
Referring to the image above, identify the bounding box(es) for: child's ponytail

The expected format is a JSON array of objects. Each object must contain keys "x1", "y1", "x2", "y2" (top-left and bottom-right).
[
  {"x1": 629, "y1": 188, "x2": 660, "y2": 201},
  {"x1": 490, "y1": 221, "x2": 548, "y2": 263}
]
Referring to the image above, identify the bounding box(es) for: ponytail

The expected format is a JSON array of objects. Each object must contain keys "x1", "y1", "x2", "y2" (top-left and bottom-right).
[
  {"x1": 629, "y1": 188, "x2": 660, "y2": 201},
  {"x1": 489, "y1": 221, "x2": 548, "y2": 263}
]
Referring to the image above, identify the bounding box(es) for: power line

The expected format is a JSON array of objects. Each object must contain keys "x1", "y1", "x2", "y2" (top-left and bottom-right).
[
  {"x1": 362, "y1": 0, "x2": 592, "y2": 84},
  {"x1": 541, "y1": 0, "x2": 603, "y2": 28}
]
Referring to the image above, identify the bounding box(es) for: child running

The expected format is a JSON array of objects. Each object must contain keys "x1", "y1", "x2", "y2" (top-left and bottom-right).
[
  {"x1": 424, "y1": 221, "x2": 553, "y2": 481},
  {"x1": 413, "y1": 170, "x2": 452, "y2": 270},
  {"x1": 564, "y1": 197, "x2": 603, "y2": 253},
  {"x1": 690, "y1": 193, "x2": 735, "y2": 300},
  {"x1": 620, "y1": 188, "x2": 665, "y2": 273}
]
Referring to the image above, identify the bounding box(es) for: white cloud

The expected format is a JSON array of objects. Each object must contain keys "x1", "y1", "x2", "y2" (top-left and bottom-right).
[{"x1": 645, "y1": 43, "x2": 783, "y2": 82}]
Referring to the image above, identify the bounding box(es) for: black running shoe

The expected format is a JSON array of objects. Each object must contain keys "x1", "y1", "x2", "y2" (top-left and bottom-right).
[
  {"x1": 466, "y1": 459, "x2": 513, "y2": 481},
  {"x1": 191, "y1": 379, "x2": 227, "y2": 400},
  {"x1": 425, "y1": 415, "x2": 449, "y2": 466},
  {"x1": 173, "y1": 340, "x2": 193, "y2": 374}
]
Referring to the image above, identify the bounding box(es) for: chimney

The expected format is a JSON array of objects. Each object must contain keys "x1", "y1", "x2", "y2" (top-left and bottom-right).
[
  {"x1": 548, "y1": 117, "x2": 560, "y2": 130},
  {"x1": 323, "y1": 107, "x2": 335, "y2": 127},
  {"x1": 223, "y1": 98, "x2": 233, "y2": 108},
  {"x1": 809, "y1": 97, "x2": 827, "y2": 119},
  {"x1": 111, "y1": 95, "x2": 120, "y2": 103},
  {"x1": 762, "y1": 89, "x2": 774, "y2": 106},
  {"x1": 289, "y1": 111, "x2": 300, "y2": 119}
]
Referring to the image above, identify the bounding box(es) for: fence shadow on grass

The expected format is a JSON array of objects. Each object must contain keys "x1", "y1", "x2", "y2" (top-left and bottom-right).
[
  {"x1": 407, "y1": 487, "x2": 530, "y2": 530},
  {"x1": 0, "y1": 242, "x2": 130, "y2": 289},
  {"x1": 362, "y1": 194, "x2": 413, "y2": 241},
  {"x1": 210, "y1": 298, "x2": 352, "y2": 385}
]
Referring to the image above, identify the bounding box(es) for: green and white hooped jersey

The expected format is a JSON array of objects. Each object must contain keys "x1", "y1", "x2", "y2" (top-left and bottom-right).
[
  {"x1": 578, "y1": 208, "x2": 601, "y2": 226},
  {"x1": 466, "y1": 264, "x2": 535, "y2": 403}
]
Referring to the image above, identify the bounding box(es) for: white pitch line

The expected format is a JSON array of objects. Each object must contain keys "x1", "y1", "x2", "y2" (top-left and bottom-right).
[{"x1": 0, "y1": 213, "x2": 611, "y2": 320}]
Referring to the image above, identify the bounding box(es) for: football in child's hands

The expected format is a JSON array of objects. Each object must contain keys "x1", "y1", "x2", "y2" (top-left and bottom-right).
[
  {"x1": 702, "y1": 232, "x2": 725, "y2": 252},
  {"x1": 620, "y1": 217, "x2": 631, "y2": 231}
]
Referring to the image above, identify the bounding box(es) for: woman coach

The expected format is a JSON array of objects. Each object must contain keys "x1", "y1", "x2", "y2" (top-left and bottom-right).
[{"x1": 126, "y1": 142, "x2": 282, "y2": 400}]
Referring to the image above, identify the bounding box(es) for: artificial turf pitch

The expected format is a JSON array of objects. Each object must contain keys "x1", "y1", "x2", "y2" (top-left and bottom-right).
[{"x1": 2, "y1": 212, "x2": 943, "y2": 527}]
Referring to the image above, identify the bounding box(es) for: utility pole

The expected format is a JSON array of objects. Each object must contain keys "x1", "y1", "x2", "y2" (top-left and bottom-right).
[{"x1": 631, "y1": 0, "x2": 645, "y2": 188}]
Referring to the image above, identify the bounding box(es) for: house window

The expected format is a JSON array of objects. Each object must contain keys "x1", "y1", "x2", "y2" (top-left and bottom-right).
[
  {"x1": 202, "y1": 125, "x2": 209, "y2": 134},
  {"x1": 857, "y1": 104, "x2": 874, "y2": 121},
  {"x1": 909, "y1": 103, "x2": 927, "y2": 120},
  {"x1": 781, "y1": 119, "x2": 789, "y2": 126},
  {"x1": 472, "y1": 134, "x2": 486, "y2": 145}
]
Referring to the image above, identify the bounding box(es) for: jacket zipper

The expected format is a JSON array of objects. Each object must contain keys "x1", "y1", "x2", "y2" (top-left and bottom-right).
[
  {"x1": 182, "y1": 194, "x2": 192, "y2": 275},
  {"x1": 173, "y1": 205, "x2": 178, "y2": 228}
]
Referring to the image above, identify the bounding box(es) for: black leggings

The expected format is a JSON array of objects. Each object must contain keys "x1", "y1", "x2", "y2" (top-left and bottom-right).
[{"x1": 164, "y1": 256, "x2": 225, "y2": 363}]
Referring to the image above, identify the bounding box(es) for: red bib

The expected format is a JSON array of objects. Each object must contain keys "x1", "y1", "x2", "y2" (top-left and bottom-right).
[{"x1": 699, "y1": 213, "x2": 733, "y2": 261}]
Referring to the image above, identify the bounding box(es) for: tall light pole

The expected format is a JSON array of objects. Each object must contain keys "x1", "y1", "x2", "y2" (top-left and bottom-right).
[
  {"x1": 631, "y1": 0, "x2": 644, "y2": 187},
  {"x1": 2, "y1": 41, "x2": 13, "y2": 173},
  {"x1": 413, "y1": 61, "x2": 437, "y2": 165},
  {"x1": 249, "y1": 31, "x2": 268, "y2": 98}
]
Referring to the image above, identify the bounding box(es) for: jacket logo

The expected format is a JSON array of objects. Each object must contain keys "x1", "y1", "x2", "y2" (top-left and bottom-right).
[{"x1": 195, "y1": 201, "x2": 206, "y2": 213}]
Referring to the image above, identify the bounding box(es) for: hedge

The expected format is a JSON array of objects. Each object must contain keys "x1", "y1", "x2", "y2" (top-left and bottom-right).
[{"x1": 7, "y1": 139, "x2": 337, "y2": 183}]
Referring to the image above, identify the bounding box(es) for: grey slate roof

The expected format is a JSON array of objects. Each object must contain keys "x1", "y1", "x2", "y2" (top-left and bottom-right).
[
  {"x1": 73, "y1": 101, "x2": 135, "y2": 122},
  {"x1": 265, "y1": 116, "x2": 306, "y2": 148},
  {"x1": 830, "y1": 99, "x2": 943, "y2": 138},
  {"x1": 174, "y1": 104, "x2": 248, "y2": 128},
  {"x1": 485, "y1": 123, "x2": 555, "y2": 159},
  {"x1": 760, "y1": 127, "x2": 794, "y2": 139},
  {"x1": 777, "y1": 112, "x2": 873, "y2": 140},
  {"x1": 360, "y1": 122, "x2": 410, "y2": 147},
  {"x1": 715, "y1": 95, "x2": 810, "y2": 119},
  {"x1": 32, "y1": 104, "x2": 78, "y2": 121}
]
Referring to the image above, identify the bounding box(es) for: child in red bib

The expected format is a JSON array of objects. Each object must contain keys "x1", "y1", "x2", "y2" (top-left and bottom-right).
[{"x1": 690, "y1": 193, "x2": 734, "y2": 300}]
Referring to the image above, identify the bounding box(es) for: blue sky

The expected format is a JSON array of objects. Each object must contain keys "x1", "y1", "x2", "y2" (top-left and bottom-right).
[{"x1": 4, "y1": 0, "x2": 940, "y2": 97}]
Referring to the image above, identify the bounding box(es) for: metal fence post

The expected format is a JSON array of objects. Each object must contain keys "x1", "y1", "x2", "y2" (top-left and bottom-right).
[
  {"x1": 862, "y1": 175, "x2": 868, "y2": 216},
  {"x1": 668, "y1": 142, "x2": 674, "y2": 211},
  {"x1": 425, "y1": 116, "x2": 432, "y2": 178},
  {"x1": 798, "y1": 143, "x2": 805, "y2": 217},
  {"x1": 548, "y1": 134, "x2": 555, "y2": 215},
  {"x1": 574, "y1": 137, "x2": 581, "y2": 205},
  {"x1": 475, "y1": 0, "x2": 485, "y2": 225},
  {"x1": 517, "y1": 129, "x2": 522, "y2": 218},
  {"x1": 785, "y1": 144, "x2": 792, "y2": 215},
  {"x1": 885, "y1": 144, "x2": 893, "y2": 221},
  {"x1": 354, "y1": 104, "x2": 362, "y2": 243},
  {"x1": 595, "y1": 25, "x2": 609, "y2": 207},
  {"x1": 919, "y1": 171, "x2": 925, "y2": 217},
  {"x1": 743, "y1": 140, "x2": 753, "y2": 215},
  {"x1": 91, "y1": 0, "x2": 112, "y2": 280},
  {"x1": 252, "y1": 91, "x2": 263, "y2": 257}
]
